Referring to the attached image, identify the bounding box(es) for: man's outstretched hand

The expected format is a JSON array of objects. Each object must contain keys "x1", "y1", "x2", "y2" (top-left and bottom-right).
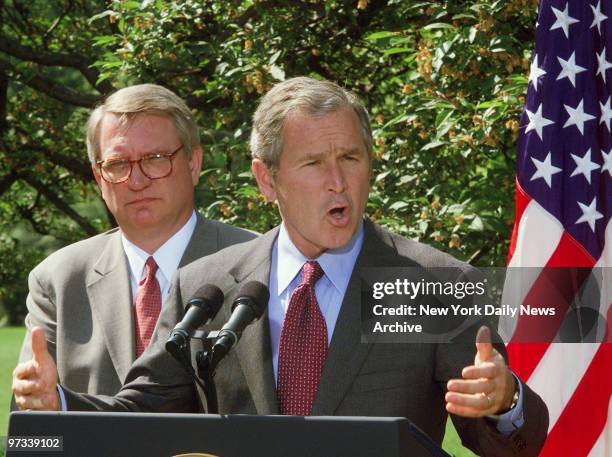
[
  {"x1": 445, "y1": 326, "x2": 517, "y2": 417},
  {"x1": 12, "y1": 327, "x2": 60, "y2": 411}
]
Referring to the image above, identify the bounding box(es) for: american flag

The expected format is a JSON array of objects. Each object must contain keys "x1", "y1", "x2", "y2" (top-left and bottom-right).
[{"x1": 507, "y1": 1, "x2": 611, "y2": 456}]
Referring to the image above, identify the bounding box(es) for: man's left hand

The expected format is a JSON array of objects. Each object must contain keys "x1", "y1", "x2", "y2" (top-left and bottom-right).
[{"x1": 445, "y1": 326, "x2": 517, "y2": 417}]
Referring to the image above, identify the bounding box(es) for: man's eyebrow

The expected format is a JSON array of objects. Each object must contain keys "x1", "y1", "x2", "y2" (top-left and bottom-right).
[
  {"x1": 298, "y1": 151, "x2": 325, "y2": 162},
  {"x1": 302, "y1": 146, "x2": 362, "y2": 158},
  {"x1": 101, "y1": 148, "x2": 166, "y2": 159}
]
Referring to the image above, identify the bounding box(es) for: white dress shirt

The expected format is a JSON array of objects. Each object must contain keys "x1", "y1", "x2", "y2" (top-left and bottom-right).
[
  {"x1": 267, "y1": 219, "x2": 524, "y2": 434},
  {"x1": 268, "y1": 221, "x2": 364, "y2": 381},
  {"x1": 121, "y1": 210, "x2": 197, "y2": 302},
  {"x1": 57, "y1": 211, "x2": 197, "y2": 410}
]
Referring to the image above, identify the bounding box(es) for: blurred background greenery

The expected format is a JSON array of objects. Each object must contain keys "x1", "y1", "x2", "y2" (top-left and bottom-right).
[
  {"x1": 0, "y1": 0, "x2": 538, "y2": 324},
  {"x1": 1, "y1": 1, "x2": 538, "y2": 455}
]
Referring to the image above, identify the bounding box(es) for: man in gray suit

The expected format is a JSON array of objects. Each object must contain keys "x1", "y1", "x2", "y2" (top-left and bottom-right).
[
  {"x1": 12, "y1": 84, "x2": 255, "y2": 408},
  {"x1": 14, "y1": 78, "x2": 547, "y2": 456}
]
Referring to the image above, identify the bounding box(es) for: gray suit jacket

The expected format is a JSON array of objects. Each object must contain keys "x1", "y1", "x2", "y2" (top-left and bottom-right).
[
  {"x1": 19, "y1": 214, "x2": 256, "y2": 396},
  {"x1": 64, "y1": 220, "x2": 548, "y2": 456}
]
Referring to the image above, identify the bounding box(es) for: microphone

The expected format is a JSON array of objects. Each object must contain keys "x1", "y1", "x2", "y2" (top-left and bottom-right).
[
  {"x1": 165, "y1": 284, "x2": 224, "y2": 361},
  {"x1": 211, "y1": 281, "x2": 269, "y2": 368}
]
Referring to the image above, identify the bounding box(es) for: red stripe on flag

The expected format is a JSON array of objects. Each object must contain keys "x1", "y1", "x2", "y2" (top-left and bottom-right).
[
  {"x1": 538, "y1": 343, "x2": 612, "y2": 457},
  {"x1": 507, "y1": 179, "x2": 532, "y2": 264},
  {"x1": 507, "y1": 343, "x2": 550, "y2": 382},
  {"x1": 507, "y1": 231, "x2": 596, "y2": 379},
  {"x1": 545, "y1": 233, "x2": 597, "y2": 268}
]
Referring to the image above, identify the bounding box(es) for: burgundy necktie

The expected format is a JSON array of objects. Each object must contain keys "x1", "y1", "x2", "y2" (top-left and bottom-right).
[
  {"x1": 277, "y1": 261, "x2": 328, "y2": 415},
  {"x1": 134, "y1": 256, "x2": 161, "y2": 357}
]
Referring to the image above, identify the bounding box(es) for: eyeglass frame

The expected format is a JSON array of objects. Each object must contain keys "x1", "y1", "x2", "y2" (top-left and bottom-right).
[{"x1": 95, "y1": 144, "x2": 184, "y2": 184}]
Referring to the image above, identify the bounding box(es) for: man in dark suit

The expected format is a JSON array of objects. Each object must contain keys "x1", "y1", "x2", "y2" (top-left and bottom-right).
[
  {"x1": 13, "y1": 84, "x2": 255, "y2": 406},
  {"x1": 14, "y1": 77, "x2": 548, "y2": 456}
]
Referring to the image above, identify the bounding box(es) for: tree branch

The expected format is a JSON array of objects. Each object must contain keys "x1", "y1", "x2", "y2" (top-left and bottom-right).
[
  {"x1": 20, "y1": 171, "x2": 98, "y2": 236},
  {"x1": 0, "y1": 59, "x2": 100, "y2": 107},
  {"x1": 43, "y1": 1, "x2": 73, "y2": 44},
  {"x1": 12, "y1": 125, "x2": 94, "y2": 181},
  {"x1": 0, "y1": 69, "x2": 7, "y2": 133},
  {"x1": 0, "y1": 170, "x2": 18, "y2": 196},
  {"x1": 0, "y1": 34, "x2": 111, "y2": 93}
]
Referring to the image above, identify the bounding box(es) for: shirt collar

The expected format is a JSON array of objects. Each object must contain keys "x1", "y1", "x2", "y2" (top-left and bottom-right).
[
  {"x1": 121, "y1": 210, "x2": 197, "y2": 282},
  {"x1": 275, "y1": 220, "x2": 364, "y2": 296}
]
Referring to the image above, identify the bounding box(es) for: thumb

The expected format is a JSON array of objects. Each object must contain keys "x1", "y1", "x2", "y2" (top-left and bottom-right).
[
  {"x1": 475, "y1": 325, "x2": 494, "y2": 362},
  {"x1": 31, "y1": 327, "x2": 51, "y2": 364}
]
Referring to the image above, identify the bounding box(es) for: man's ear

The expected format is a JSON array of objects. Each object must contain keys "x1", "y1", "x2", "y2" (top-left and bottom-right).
[
  {"x1": 251, "y1": 159, "x2": 277, "y2": 202},
  {"x1": 189, "y1": 146, "x2": 204, "y2": 185},
  {"x1": 92, "y1": 165, "x2": 103, "y2": 189}
]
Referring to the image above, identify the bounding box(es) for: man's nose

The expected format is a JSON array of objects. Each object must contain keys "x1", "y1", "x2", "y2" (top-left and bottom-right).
[
  {"x1": 327, "y1": 161, "x2": 347, "y2": 193},
  {"x1": 127, "y1": 162, "x2": 151, "y2": 190}
]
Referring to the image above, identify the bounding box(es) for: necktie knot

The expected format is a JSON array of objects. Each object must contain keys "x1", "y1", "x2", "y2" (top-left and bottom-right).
[
  {"x1": 141, "y1": 257, "x2": 158, "y2": 285},
  {"x1": 300, "y1": 261, "x2": 324, "y2": 287},
  {"x1": 145, "y1": 256, "x2": 158, "y2": 275}
]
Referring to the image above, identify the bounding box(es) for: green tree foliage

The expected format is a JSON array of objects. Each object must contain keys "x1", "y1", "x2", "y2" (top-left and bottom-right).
[{"x1": 0, "y1": 0, "x2": 538, "y2": 323}]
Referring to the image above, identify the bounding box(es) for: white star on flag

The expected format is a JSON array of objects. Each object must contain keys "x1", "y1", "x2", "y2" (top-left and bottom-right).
[
  {"x1": 529, "y1": 55, "x2": 547, "y2": 91},
  {"x1": 570, "y1": 149, "x2": 600, "y2": 184},
  {"x1": 557, "y1": 52, "x2": 587, "y2": 87},
  {"x1": 575, "y1": 197, "x2": 604, "y2": 232},
  {"x1": 590, "y1": 1, "x2": 608, "y2": 35},
  {"x1": 550, "y1": 3, "x2": 579, "y2": 39},
  {"x1": 525, "y1": 104, "x2": 555, "y2": 140},
  {"x1": 600, "y1": 97, "x2": 612, "y2": 131},
  {"x1": 530, "y1": 152, "x2": 562, "y2": 188},
  {"x1": 601, "y1": 149, "x2": 612, "y2": 177},
  {"x1": 596, "y1": 49, "x2": 612, "y2": 84},
  {"x1": 563, "y1": 100, "x2": 596, "y2": 135}
]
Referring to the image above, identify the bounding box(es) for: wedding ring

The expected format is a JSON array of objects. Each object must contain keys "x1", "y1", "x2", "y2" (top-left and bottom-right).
[
  {"x1": 480, "y1": 392, "x2": 493, "y2": 408},
  {"x1": 31, "y1": 398, "x2": 43, "y2": 409}
]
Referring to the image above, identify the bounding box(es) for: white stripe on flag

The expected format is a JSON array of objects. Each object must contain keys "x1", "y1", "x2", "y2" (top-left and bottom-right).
[
  {"x1": 501, "y1": 200, "x2": 564, "y2": 338},
  {"x1": 528, "y1": 343, "x2": 601, "y2": 431},
  {"x1": 508, "y1": 199, "x2": 563, "y2": 267}
]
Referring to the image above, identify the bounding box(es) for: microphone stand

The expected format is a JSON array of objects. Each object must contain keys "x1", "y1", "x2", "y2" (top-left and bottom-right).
[
  {"x1": 168, "y1": 330, "x2": 222, "y2": 414},
  {"x1": 193, "y1": 330, "x2": 223, "y2": 414}
]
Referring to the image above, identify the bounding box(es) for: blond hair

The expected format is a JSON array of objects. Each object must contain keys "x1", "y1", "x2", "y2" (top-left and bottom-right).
[{"x1": 86, "y1": 84, "x2": 199, "y2": 163}]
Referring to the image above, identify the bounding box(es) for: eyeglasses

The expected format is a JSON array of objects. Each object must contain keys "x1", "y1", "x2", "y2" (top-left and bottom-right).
[{"x1": 96, "y1": 145, "x2": 183, "y2": 184}]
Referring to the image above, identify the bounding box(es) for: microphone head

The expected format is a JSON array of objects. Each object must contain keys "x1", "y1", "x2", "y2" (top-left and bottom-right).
[
  {"x1": 232, "y1": 281, "x2": 269, "y2": 318},
  {"x1": 187, "y1": 284, "x2": 224, "y2": 316}
]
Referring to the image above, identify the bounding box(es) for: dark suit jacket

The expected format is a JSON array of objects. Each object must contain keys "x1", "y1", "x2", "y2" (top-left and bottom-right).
[
  {"x1": 18, "y1": 214, "x2": 256, "y2": 396},
  {"x1": 64, "y1": 220, "x2": 548, "y2": 456}
]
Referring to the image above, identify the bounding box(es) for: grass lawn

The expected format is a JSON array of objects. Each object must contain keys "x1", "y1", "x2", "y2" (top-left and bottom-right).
[
  {"x1": 0, "y1": 326, "x2": 476, "y2": 456},
  {"x1": 1, "y1": 326, "x2": 25, "y2": 436}
]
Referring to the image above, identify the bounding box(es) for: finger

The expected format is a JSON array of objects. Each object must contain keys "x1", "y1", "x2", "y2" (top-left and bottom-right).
[
  {"x1": 445, "y1": 391, "x2": 492, "y2": 409},
  {"x1": 12, "y1": 378, "x2": 40, "y2": 396},
  {"x1": 447, "y1": 378, "x2": 494, "y2": 395},
  {"x1": 475, "y1": 325, "x2": 494, "y2": 361},
  {"x1": 446, "y1": 401, "x2": 488, "y2": 418},
  {"x1": 445, "y1": 391, "x2": 495, "y2": 417},
  {"x1": 31, "y1": 327, "x2": 50, "y2": 364},
  {"x1": 13, "y1": 361, "x2": 38, "y2": 380},
  {"x1": 14, "y1": 395, "x2": 45, "y2": 411},
  {"x1": 462, "y1": 362, "x2": 498, "y2": 380}
]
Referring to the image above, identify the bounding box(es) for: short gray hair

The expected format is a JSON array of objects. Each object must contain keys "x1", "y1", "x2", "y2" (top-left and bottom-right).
[
  {"x1": 250, "y1": 77, "x2": 372, "y2": 172},
  {"x1": 86, "y1": 84, "x2": 199, "y2": 163}
]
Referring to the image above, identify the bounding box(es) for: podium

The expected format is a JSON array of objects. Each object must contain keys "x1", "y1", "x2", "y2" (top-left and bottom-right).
[{"x1": 7, "y1": 411, "x2": 450, "y2": 457}]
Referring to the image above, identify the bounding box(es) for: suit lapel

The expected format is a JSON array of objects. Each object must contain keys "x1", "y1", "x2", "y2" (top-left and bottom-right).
[
  {"x1": 178, "y1": 214, "x2": 220, "y2": 267},
  {"x1": 228, "y1": 228, "x2": 280, "y2": 415},
  {"x1": 312, "y1": 221, "x2": 400, "y2": 415},
  {"x1": 86, "y1": 214, "x2": 218, "y2": 384},
  {"x1": 87, "y1": 231, "x2": 135, "y2": 383}
]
